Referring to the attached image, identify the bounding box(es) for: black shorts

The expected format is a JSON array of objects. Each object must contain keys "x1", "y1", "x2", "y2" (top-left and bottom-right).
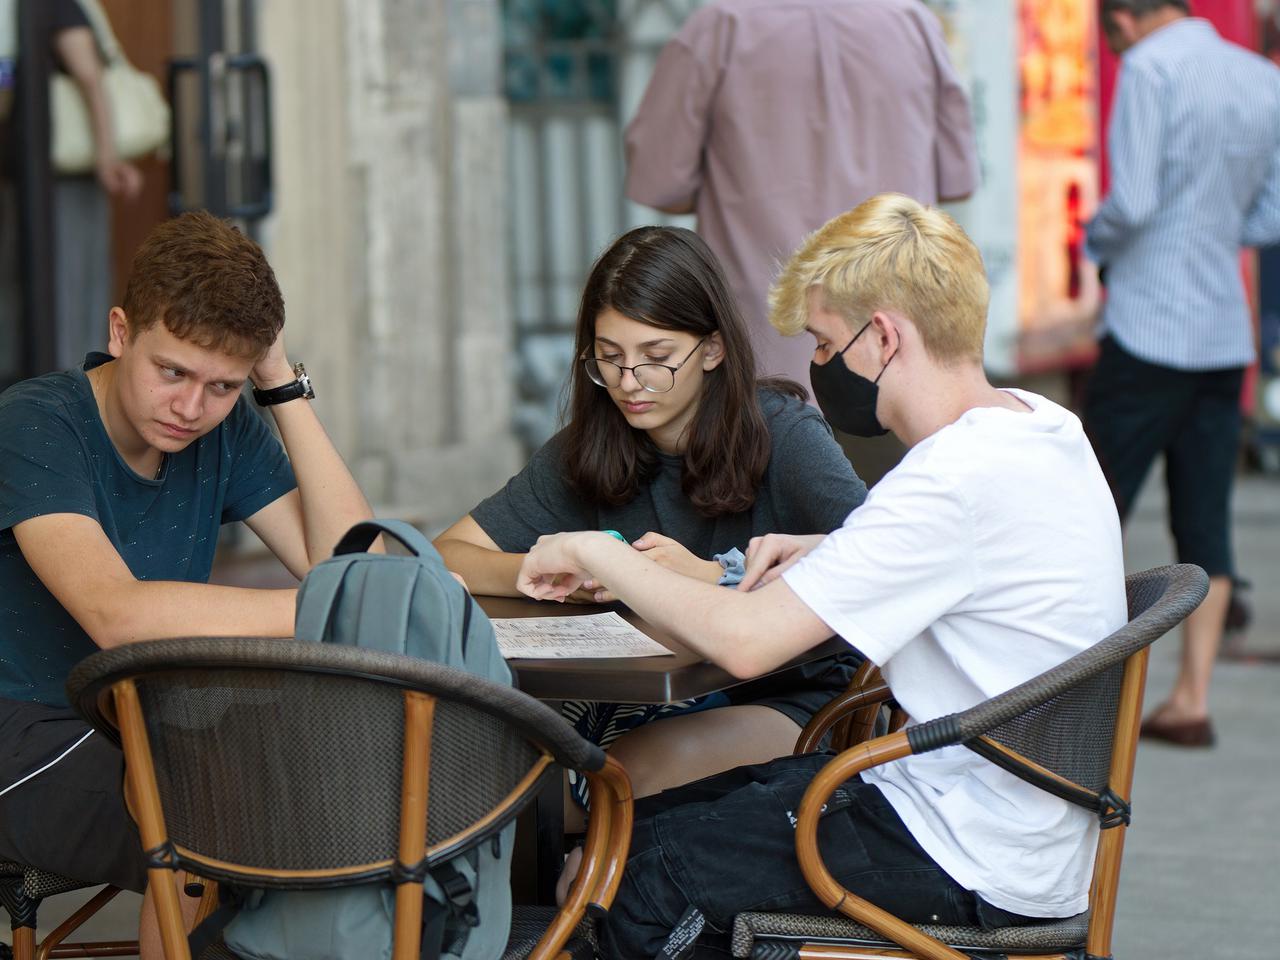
[
  {"x1": 0, "y1": 698, "x2": 147, "y2": 893},
  {"x1": 726, "y1": 649, "x2": 861, "y2": 725},
  {"x1": 1083, "y1": 336, "x2": 1243, "y2": 578},
  {"x1": 599, "y1": 755, "x2": 1039, "y2": 959}
]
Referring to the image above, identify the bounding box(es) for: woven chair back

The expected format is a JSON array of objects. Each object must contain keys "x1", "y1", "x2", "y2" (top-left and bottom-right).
[
  {"x1": 68, "y1": 637, "x2": 603, "y2": 886},
  {"x1": 966, "y1": 566, "x2": 1200, "y2": 810}
]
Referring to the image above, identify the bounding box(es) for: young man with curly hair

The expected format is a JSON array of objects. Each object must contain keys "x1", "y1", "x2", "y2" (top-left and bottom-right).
[{"x1": 0, "y1": 211, "x2": 374, "y2": 957}]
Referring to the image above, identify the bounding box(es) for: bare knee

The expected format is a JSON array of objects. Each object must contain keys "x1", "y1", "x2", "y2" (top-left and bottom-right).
[{"x1": 608, "y1": 705, "x2": 800, "y2": 800}]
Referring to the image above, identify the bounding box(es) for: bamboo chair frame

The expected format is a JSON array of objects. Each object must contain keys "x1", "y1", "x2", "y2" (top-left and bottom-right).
[
  {"x1": 3, "y1": 889, "x2": 133, "y2": 960},
  {"x1": 795, "y1": 661, "x2": 895, "y2": 755},
  {"x1": 750, "y1": 564, "x2": 1208, "y2": 960},
  {"x1": 67, "y1": 639, "x2": 634, "y2": 960},
  {"x1": 2, "y1": 865, "x2": 212, "y2": 960}
]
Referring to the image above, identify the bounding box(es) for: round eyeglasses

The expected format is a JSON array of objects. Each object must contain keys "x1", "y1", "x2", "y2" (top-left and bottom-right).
[{"x1": 581, "y1": 337, "x2": 707, "y2": 394}]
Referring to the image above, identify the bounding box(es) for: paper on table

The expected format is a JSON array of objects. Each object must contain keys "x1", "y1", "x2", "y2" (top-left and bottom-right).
[{"x1": 491, "y1": 611, "x2": 676, "y2": 659}]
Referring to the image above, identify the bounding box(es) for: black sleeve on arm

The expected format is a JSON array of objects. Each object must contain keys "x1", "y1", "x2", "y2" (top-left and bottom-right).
[
  {"x1": 774, "y1": 410, "x2": 868, "y2": 534},
  {"x1": 470, "y1": 433, "x2": 594, "y2": 553},
  {"x1": 50, "y1": 0, "x2": 91, "y2": 34}
]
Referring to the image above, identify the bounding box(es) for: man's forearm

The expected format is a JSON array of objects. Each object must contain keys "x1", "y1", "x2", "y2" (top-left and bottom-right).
[
  {"x1": 572, "y1": 535, "x2": 801, "y2": 678},
  {"x1": 269, "y1": 397, "x2": 374, "y2": 564},
  {"x1": 87, "y1": 581, "x2": 296, "y2": 648}
]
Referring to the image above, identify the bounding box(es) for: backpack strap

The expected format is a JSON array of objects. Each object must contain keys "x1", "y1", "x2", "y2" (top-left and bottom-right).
[
  {"x1": 292, "y1": 563, "x2": 348, "y2": 643},
  {"x1": 332, "y1": 519, "x2": 437, "y2": 558},
  {"x1": 73, "y1": 0, "x2": 123, "y2": 65},
  {"x1": 186, "y1": 885, "x2": 252, "y2": 957},
  {"x1": 419, "y1": 906, "x2": 448, "y2": 960}
]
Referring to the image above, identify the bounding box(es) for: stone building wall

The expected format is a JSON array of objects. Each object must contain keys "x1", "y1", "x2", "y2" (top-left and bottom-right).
[{"x1": 258, "y1": 0, "x2": 520, "y2": 529}]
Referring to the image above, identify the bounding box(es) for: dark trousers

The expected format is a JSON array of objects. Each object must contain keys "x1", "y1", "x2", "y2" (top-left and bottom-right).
[
  {"x1": 1084, "y1": 336, "x2": 1244, "y2": 577},
  {"x1": 598, "y1": 754, "x2": 1031, "y2": 960},
  {"x1": 0, "y1": 699, "x2": 147, "y2": 893}
]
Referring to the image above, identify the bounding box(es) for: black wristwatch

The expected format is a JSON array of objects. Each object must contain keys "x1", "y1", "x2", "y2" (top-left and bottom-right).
[{"x1": 252, "y1": 362, "x2": 315, "y2": 406}]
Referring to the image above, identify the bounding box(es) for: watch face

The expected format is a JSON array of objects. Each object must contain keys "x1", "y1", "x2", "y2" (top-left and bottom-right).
[{"x1": 293, "y1": 362, "x2": 315, "y2": 399}]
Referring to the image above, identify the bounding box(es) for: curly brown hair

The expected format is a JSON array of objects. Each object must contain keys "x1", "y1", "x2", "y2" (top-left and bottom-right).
[{"x1": 121, "y1": 211, "x2": 284, "y2": 358}]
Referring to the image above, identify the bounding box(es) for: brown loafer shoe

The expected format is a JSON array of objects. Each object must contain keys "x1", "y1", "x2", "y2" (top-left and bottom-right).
[{"x1": 1140, "y1": 714, "x2": 1215, "y2": 747}]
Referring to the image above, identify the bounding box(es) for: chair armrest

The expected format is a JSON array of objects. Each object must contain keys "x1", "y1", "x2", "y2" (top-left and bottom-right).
[
  {"x1": 793, "y1": 731, "x2": 970, "y2": 960},
  {"x1": 793, "y1": 680, "x2": 894, "y2": 754},
  {"x1": 529, "y1": 756, "x2": 633, "y2": 960}
]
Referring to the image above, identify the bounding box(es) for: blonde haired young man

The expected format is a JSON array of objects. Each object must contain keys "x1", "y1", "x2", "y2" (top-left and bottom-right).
[{"x1": 519, "y1": 194, "x2": 1128, "y2": 959}]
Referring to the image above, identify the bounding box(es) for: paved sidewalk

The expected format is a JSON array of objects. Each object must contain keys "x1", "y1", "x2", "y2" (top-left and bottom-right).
[
  {"x1": 7, "y1": 474, "x2": 1279, "y2": 958},
  {"x1": 1112, "y1": 472, "x2": 1280, "y2": 960}
]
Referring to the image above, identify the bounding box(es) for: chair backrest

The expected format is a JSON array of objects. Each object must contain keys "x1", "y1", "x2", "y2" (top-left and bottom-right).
[
  {"x1": 70, "y1": 636, "x2": 600, "y2": 883},
  {"x1": 65, "y1": 636, "x2": 613, "y2": 959},
  {"x1": 933, "y1": 564, "x2": 1208, "y2": 960},
  {"x1": 947, "y1": 565, "x2": 1208, "y2": 823},
  {"x1": 787, "y1": 566, "x2": 1207, "y2": 960}
]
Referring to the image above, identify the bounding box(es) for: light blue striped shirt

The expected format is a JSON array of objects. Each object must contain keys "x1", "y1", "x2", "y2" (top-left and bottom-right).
[{"x1": 1086, "y1": 19, "x2": 1280, "y2": 371}]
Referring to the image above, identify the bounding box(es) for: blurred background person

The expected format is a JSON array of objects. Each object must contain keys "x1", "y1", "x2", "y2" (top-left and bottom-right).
[
  {"x1": 622, "y1": 0, "x2": 979, "y2": 396},
  {"x1": 1084, "y1": 0, "x2": 1280, "y2": 747},
  {"x1": 0, "y1": 0, "x2": 144, "y2": 373}
]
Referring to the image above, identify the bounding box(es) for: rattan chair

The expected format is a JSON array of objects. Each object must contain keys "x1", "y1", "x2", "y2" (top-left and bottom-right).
[
  {"x1": 733, "y1": 563, "x2": 1208, "y2": 960},
  {"x1": 793, "y1": 659, "x2": 896, "y2": 755},
  {"x1": 0, "y1": 864, "x2": 136, "y2": 960},
  {"x1": 64, "y1": 636, "x2": 634, "y2": 960}
]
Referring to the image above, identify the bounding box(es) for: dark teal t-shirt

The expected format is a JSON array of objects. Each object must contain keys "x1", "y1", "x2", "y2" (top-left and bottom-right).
[{"x1": 0, "y1": 354, "x2": 297, "y2": 707}]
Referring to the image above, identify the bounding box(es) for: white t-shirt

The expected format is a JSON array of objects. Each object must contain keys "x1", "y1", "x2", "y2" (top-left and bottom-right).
[{"x1": 783, "y1": 390, "x2": 1126, "y2": 917}]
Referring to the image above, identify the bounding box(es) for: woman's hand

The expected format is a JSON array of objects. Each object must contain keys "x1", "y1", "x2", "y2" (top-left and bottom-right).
[
  {"x1": 633, "y1": 531, "x2": 721, "y2": 582},
  {"x1": 738, "y1": 533, "x2": 826, "y2": 592},
  {"x1": 517, "y1": 531, "x2": 608, "y2": 602},
  {"x1": 564, "y1": 583, "x2": 607, "y2": 604},
  {"x1": 575, "y1": 532, "x2": 719, "y2": 603}
]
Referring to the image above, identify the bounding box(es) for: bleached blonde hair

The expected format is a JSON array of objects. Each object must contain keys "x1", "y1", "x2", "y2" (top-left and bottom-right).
[{"x1": 769, "y1": 193, "x2": 990, "y2": 364}]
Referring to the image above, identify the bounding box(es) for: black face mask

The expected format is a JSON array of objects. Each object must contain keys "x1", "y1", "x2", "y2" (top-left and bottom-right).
[{"x1": 809, "y1": 321, "x2": 896, "y2": 437}]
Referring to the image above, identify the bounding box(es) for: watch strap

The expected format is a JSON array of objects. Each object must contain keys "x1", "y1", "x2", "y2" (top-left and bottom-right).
[{"x1": 253, "y1": 362, "x2": 314, "y2": 406}]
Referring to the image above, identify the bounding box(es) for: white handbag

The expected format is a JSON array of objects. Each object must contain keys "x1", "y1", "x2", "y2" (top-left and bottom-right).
[{"x1": 50, "y1": 0, "x2": 170, "y2": 174}]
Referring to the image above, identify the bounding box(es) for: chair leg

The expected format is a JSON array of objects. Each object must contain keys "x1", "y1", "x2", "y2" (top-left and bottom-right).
[
  {"x1": 37, "y1": 885, "x2": 138, "y2": 960},
  {"x1": 10, "y1": 927, "x2": 35, "y2": 960}
]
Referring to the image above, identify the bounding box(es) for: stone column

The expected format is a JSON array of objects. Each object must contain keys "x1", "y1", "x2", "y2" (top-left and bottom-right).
[{"x1": 260, "y1": 0, "x2": 520, "y2": 529}]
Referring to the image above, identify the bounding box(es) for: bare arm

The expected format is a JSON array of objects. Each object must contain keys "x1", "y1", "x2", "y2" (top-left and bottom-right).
[
  {"x1": 53, "y1": 26, "x2": 143, "y2": 199},
  {"x1": 242, "y1": 335, "x2": 375, "y2": 577},
  {"x1": 14, "y1": 513, "x2": 295, "y2": 647},
  {"x1": 517, "y1": 531, "x2": 833, "y2": 678},
  {"x1": 433, "y1": 514, "x2": 525, "y2": 597}
]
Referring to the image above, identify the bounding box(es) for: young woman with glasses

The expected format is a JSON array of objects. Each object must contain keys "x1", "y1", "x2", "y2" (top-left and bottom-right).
[{"x1": 435, "y1": 226, "x2": 867, "y2": 822}]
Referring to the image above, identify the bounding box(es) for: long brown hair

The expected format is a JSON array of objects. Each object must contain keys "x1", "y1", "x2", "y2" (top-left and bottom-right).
[{"x1": 563, "y1": 226, "x2": 804, "y2": 516}]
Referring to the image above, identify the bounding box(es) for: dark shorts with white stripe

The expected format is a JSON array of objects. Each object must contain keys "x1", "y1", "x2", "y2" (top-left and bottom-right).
[
  {"x1": 1084, "y1": 335, "x2": 1244, "y2": 577},
  {"x1": 0, "y1": 698, "x2": 147, "y2": 893}
]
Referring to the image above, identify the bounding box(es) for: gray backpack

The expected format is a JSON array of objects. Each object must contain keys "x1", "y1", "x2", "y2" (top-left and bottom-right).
[{"x1": 216, "y1": 519, "x2": 515, "y2": 960}]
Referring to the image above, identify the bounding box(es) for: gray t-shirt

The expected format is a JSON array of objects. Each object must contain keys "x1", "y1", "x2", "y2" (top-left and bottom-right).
[{"x1": 473, "y1": 389, "x2": 866, "y2": 557}]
